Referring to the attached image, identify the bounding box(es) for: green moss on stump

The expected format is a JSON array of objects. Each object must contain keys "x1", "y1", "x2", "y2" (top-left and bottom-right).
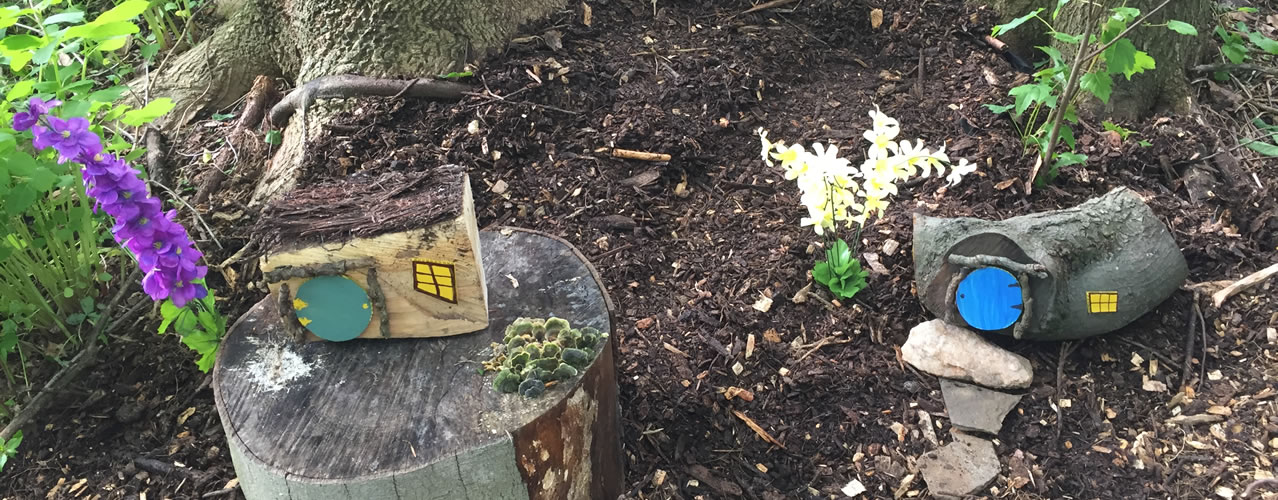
[{"x1": 485, "y1": 317, "x2": 608, "y2": 398}]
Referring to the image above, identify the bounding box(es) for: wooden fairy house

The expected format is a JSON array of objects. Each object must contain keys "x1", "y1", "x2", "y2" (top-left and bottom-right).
[{"x1": 255, "y1": 165, "x2": 487, "y2": 341}]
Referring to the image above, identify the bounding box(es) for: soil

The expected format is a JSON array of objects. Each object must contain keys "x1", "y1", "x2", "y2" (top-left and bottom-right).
[{"x1": 4, "y1": 1, "x2": 1278, "y2": 499}]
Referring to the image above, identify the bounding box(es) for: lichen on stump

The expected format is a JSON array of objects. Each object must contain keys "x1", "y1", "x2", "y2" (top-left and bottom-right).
[
  {"x1": 256, "y1": 165, "x2": 488, "y2": 341},
  {"x1": 214, "y1": 228, "x2": 623, "y2": 499}
]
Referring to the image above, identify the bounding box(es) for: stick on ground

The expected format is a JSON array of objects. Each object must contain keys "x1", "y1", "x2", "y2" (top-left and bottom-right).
[{"x1": 1212, "y1": 262, "x2": 1278, "y2": 307}]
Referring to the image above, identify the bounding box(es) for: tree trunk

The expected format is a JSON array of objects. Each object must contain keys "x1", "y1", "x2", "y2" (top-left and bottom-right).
[
  {"x1": 976, "y1": 0, "x2": 1213, "y2": 120},
  {"x1": 141, "y1": 0, "x2": 566, "y2": 203}
]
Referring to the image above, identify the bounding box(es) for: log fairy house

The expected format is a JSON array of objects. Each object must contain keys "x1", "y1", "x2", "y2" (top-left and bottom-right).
[{"x1": 255, "y1": 165, "x2": 488, "y2": 341}]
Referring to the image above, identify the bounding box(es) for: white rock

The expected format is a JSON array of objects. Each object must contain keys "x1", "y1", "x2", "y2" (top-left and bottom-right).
[
  {"x1": 918, "y1": 431, "x2": 1000, "y2": 498},
  {"x1": 902, "y1": 320, "x2": 1033, "y2": 389}
]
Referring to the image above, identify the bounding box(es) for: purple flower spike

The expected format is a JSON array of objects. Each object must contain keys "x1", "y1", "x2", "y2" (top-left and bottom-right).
[
  {"x1": 11, "y1": 97, "x2": 63, "y2": 131},
  {"x1": 32, "y1": 116, "x2": 102, "y2": 163},
  {"x1": 19, "y1": 99, "x2": 208, "y2": 306}
]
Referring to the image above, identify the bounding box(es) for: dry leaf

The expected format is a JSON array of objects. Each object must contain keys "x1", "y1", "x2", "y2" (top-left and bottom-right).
[
  {"x1": 870, "y1": 8, "x2": 884, "y2": 28},
  {"x1": 176, "y1": 407, "x2": 196, "y2": 426},
  {"x1": 734, "y1": 410, "x2": 786, "y2": 448},
  {"x1": 994, "y1": 178, "x2": 1018, "y2": 191},
  {"x1": 763, "y1": 328, "x2": 781, "y2": 343},
  {"x1": 635, "y1": 317, "x2": 654, "y2": 329}
]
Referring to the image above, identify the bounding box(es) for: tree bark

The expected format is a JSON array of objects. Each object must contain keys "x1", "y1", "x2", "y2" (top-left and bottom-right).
[
  {"x1": 975, "y1": 0, "x2": 1213, "y2": 120},
  {"x1": 139, "y1": 0, "x2": 566, "y2": 203}
]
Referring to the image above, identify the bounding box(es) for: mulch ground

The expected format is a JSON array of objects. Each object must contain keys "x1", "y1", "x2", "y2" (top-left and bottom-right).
[{"x1": 3, "y1": 1, "x2": 1277, "y2": 499}]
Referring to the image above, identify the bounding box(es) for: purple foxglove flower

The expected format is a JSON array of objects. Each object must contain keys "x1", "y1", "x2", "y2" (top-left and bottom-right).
[
  {"x1": 32, "y1": 116, "x2": 102, "y2": 163},
  {"x1": 11, "y1": 97, "x2": 62, "y2": 131}
]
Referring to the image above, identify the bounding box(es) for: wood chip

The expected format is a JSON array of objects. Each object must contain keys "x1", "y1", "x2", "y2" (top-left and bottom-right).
[
  {"x1": 752, "y1": 294, "x2": 774, "y2": 312},
  {"x1": 663, "y1": 342, "x2": 689, "y2": 358},
  {"x1": 763, "y1": 328, "x2": 781, "y2": 343},
  {"x1": 581, "y1": 1, "x2": 592, "y2": 26},
  {"x1": 882, "y1": 239, "x2": 900, "y2": 256},
  {"x1": 890, "y1": 421, "x2": 906, "y2": 443},
  {"x1": 746, "y1": 334, "x2": 756, "y2": 358},
  {"x1": 1207, "y1": 405, "x2": 1232, "y2": 416},
  {"x1": 176, "y1": 407, "x2": 196, "y2": 426},
  {"x1": 734, "y1": 410, "x2": 785, "y2": 448},
  {"x1": 863, "y1": 252, "x2": 890, "y2": 275},
  {"x1": 869, "y1": 8, "x2": 883, "y2": 28},
  {"x1": 635, "y1": 317, "x2": 654, "y2": 329},
  {"x1": 732, "y1": 361, "x2": 744, "y2": 375}
]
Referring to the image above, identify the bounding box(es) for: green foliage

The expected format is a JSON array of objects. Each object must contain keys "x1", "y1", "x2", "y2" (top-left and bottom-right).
[
  {"x1": 484, "y1": 317, "x2": 608, "y2": 398},
  {"x1": 1213, "y1": 15, "x2": 1277, "y2": 76},
  {"x1": 984, "y1": 5, "x2": 1196, "y2": 185},
  {"x1": 1242, "y1": 118, "x2": 1278, "y2": 157},
  {"x1": 157, "y1": 281, "x2": 225, "y2": 372},
  {"x1": 0, "y1": 430, "x2": 21, "y2": 470},
  {"x1": 811, "y1": 238, "x2": 868, "y2": 300}
]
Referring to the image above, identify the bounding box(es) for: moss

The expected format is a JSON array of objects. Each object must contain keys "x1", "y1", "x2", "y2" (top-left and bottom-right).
[{"x1": 482, "y1": 316, "x2": 609, "y2": 398}]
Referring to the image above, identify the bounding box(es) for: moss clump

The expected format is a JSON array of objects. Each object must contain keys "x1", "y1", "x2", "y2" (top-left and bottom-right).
[{"x1": 486, "y1": 317, "x2": 608, "y2": 398}]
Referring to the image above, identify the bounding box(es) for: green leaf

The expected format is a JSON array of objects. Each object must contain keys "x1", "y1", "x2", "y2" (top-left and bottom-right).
[
  {"x1": 88, "y1": 85, "x2": 129, "y2": 102},
  {"x1": 1037, "y1": 45, "x2": 1065, "y2": 68},
  {"x1": 437, "y1": 71, "x2": 473, "y2": 79},
  {"x1": 96, "y1": 35, "x2": 128, "y2": 52},
  {"x1": 1079, "y1": 71, "x2": 1113, "y2": 103},
  {"x1": 1126, "y1": 51, "x2": 1155, "y2": 79},
  {"x1": 264, "y1": 129, "x2": 282, "y2": 145},
  {"x1": 1058, "y1": 123, "x2": 1076, "y2": 151},
  {"x1": 1221, "y1": 42, "x2": 1248, "y2": 64},
  {"x1": 1102, "y1": 38, "x2": 1137, "y2": 76},
  {"x1": 812, "y1": 261, "x2": 834, "y2": 287},
  {"x1": 1052, "y1": 151, "x2": 1087, "y2": 168},
  {"x1": 161, "y1": 300, "x2": 180, "y2": 320},
  {"x1": 1009, "y1": 83, "x2": 1050, "y2": 116},
  {"x1": 1165, "y1": 20, "x2": 1197, "y2": 36},
  {"x1": 31, "y1": 35, "x2": 58, "y2": 65},
  {"x1": 1111, "y1": 7, "x2": 1140, "y2": 22},
  {"x1": 992, "y1": 8, "x2": 1044, "y2": 37},
  {"x1": 1052, "y1": 0, "x2": 1070, "y2": 19},
  {"x1": 985, "y1": 103, "x2": 1014, "y2": 114},
  {"x1": 120, "y1": 98, "x2": 174, "y2": 126},
  {"x1": 92, "y1": 0, "x2": 149, "y2": 24},
  {"x1": 1237, "y1": 7, "x2": 1258, "y2": 13},
  {"x1": 8, "y1": 51, "x2": 33, "y2": 72},
  {"x1": 140, "y1": 42, "x2": 160, "y2": 60},
  {"x1": 5, "y1": 80, "x2": 34, "y2": 101},
  {"x1": 1050, "y1": 31, "x2": 1081, "y2": 44},
  {"x1": 64, "y1": 21, "x2": 139, "y2": 40},
  {"x1": 44, "y1": 11, "x2": 86, "y2": 25},
  {"x1": 25, "y1": 166, "x2": 57, "y2": 192},
  {"x1": 1244, "y1": 140, "x2": 1278, "y2": 157},
  {"x1": 1248, "y1": 32, "x2": 1278, "y2": 55},
  {"x1": 1, "y1": 34, "x2": 44, "y2": 51}
]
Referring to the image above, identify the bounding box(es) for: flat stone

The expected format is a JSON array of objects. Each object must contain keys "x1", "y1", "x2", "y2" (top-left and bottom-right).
[
  {"x1": 918, "y1": 431, "x2": 1000, "y2": 498},
  {"x1": 902, "y1": 319, "x2": 1033, "y2": 389},
  {"x1": 941, "y1": 379, "x2": 1022, "y2": 435}
]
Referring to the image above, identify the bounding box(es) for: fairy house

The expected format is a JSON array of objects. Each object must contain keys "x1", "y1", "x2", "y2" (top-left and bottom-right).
[{"x1": 255, "y1": 165, "x2": 487, "y2": 341}]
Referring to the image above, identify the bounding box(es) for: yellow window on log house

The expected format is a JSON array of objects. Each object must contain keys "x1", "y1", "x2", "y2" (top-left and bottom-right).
[
  {"x1": 414, "y1": 260, "x2": 458, "y2": 303},
  {"x1": 1086, "y1": 291, "x2": 1118, "y2": 314}
]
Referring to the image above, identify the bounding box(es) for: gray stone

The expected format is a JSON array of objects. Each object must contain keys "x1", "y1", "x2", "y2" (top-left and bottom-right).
[
  {"x1": 940, "y1": 379, "x2": 1022, "y2": 435},
  {"x1": 902, "y1": 320, "x2": 1033, "y2": 389},
  {"x1": 918, "y1": 431, "x2": 1000, "y2": 498}
]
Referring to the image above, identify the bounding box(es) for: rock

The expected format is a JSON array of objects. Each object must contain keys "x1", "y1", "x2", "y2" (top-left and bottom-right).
[
  {"x1": 918, "y1": 431, "x2": 1000, "y2": 499},
  {"x1": 940, "y1": 379, "x2": 1022, "y2": 435},
  {"x1": 902, "y1": 320, "x2": 1033, "y2": 389}
]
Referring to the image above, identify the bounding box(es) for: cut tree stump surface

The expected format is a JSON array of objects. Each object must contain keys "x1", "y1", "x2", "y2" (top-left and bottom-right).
[{"x1": 214, "y1": 228, "x2": 621, "y2": 499}]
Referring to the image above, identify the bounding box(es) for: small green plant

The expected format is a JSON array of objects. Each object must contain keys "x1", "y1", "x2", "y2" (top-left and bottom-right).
[
  {"x1": 985, "y1": 2, "x2": 1196, "y2": 185},
  {"x1": 484, "y1": 317, "x2": 607, "y2": 398},
  {"x1": 157, "y1": 280, "x2": 225, "y2": 371},
  {"x1": 0, "y1": 430, "x2": 20, "y2": 470},
  {"x1": 758, "y1": 106, "x2": 976, "y2": 301}
]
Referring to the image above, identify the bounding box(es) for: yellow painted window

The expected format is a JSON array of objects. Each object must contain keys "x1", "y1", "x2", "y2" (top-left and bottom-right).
[
  {"x1": 1087, "y1": 291, "x2": 1118, "y2": 314},
  {"x1": 413, "y1": 260, "x2": 458, "y2": 303}
]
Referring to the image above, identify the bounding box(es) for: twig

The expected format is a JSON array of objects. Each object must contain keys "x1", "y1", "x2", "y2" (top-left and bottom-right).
[
  {"x1": 733, "y1": 0, "x2": 799, "y2": 18},
  {"x1": 612, "y1": 149, "x2": 671, "y2": 162},
  {"x1": 0, "y1": 268, "x2": 140, "y2": 443},
  {"x1": 1113, "y1": 336, "x2": 1181, "y2": 373},
  {"x1": 1191, "y1": 63, "x2": 1278, "y2": 77},
  {"x1": 201, "y1": 486, "x2": 240, "y2": 498},
  {"x1": 733, "y1": 410, "x2": 786, "y2": 448},
  {"x1": 1180, "y1": 291, "x2": 1199, "y2": 389},
  {"x1": 1243, "y1": 478, "x2": 1278, "y2": 498},
  {"x1": 134, "y1": 457, "x2": 213, "y2": 484},
  {"x1": 148, "y1": 180, "x2": 223, "y2": 249},
  {"x1": 591, "y1": 243, "x2": 634, "y2": 262},
  {"x1": 1054, "y1": 341, "x2": 1080, "y2": 440},
  {"x1": 1212, "y1": 262, "x2": 1278, "y2": 307}
]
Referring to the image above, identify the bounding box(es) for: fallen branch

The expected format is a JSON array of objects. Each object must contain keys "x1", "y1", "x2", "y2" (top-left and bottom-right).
[
  {"x1": 611, "y1": 148, "x2": 672, "y2": 162},
  {"x1": 269, "y1": 74, "x2": 469, "y2": 128},
  {"x1": 0, "y1": 268, "x2": 140, "y2": 443},
  {"x1": 1180, "y1": 291, "x2": 1199, "y2": 389},
  {"x1": 1212, "y1": 262, "x2": 1278, "y2": 307}
]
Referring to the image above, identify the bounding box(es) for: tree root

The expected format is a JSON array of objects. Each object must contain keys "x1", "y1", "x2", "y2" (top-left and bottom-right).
[{"x1": 268, "y1": 74, "x2": 469, "y2": 128}]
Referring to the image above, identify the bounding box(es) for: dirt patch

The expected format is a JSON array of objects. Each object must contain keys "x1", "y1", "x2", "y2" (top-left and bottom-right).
[{"x1": 4, "y1": 1, "x2": 1277, "y2": 499}]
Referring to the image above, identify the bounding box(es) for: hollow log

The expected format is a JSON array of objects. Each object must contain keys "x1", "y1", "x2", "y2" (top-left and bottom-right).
[{"x1": 213, "y1": 228, "x2": 623, "y2": 499}]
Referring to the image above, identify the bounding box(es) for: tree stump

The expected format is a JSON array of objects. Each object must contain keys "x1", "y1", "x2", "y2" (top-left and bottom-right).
[{"x1": 214, "y1": 228, "x2": 623, "y2": 499}]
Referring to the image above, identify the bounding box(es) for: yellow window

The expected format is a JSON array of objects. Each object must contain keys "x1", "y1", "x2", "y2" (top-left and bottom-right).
[
  {"x1": 1087, "y1": 291, "x2": 1118, "y2": 314},
  {"x1": 413, "y1": 260, "x2": 458, "y2": 304}
]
